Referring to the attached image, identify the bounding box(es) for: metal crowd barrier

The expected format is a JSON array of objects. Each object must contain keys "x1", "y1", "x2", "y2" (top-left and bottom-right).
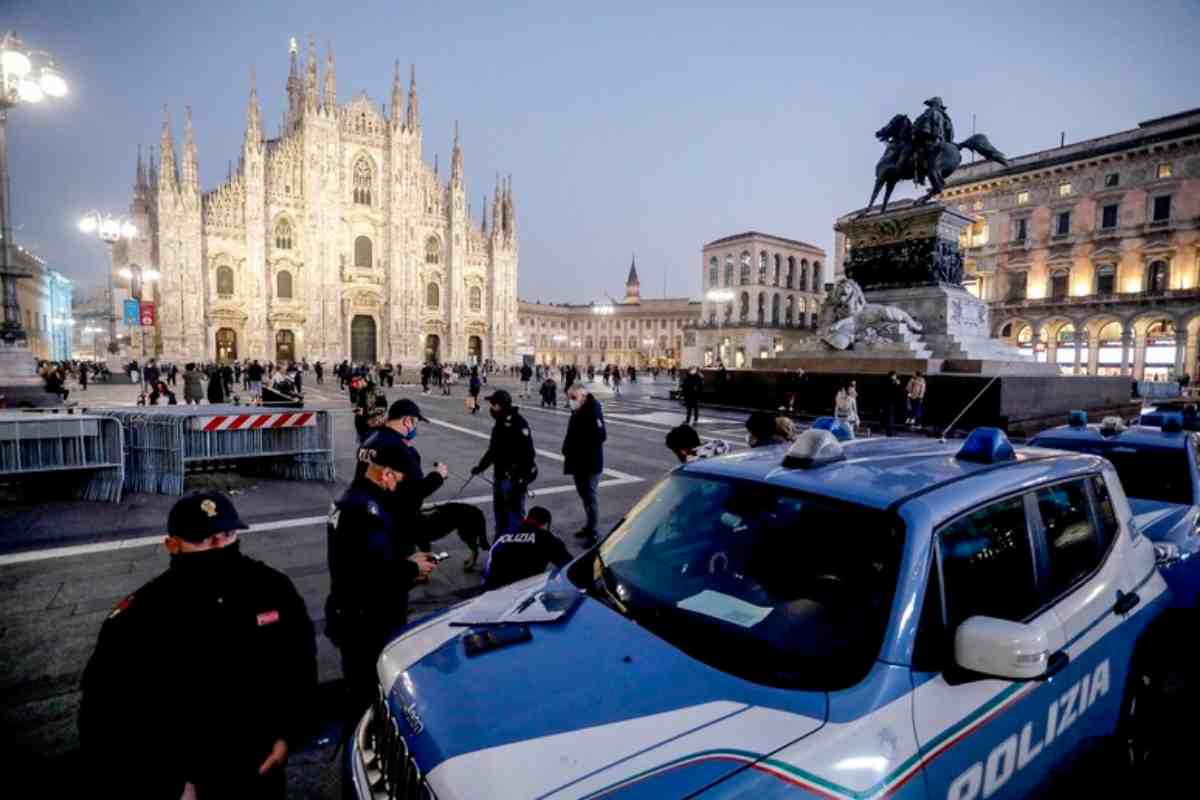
[
  {"x1": 0, "y1": 413, "x2": 125, "y2": 502},
  {"x1": 96, "y1": 405, "x2": 335, "y2": 495}
]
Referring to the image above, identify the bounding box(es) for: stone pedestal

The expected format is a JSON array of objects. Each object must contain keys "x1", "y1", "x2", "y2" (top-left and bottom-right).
[
  {"x1": 838, "y1": 203, "x2": 973, "y2": 290},
  {"x1": 0, "y1": 342, "x2": 55, "y2": 407}
]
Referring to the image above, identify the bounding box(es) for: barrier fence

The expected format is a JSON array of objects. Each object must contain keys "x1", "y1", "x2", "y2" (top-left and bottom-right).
[
  {"x1": 96, "y1": 406, "x2": 335, "y2": 495},
  {"x1": 0, "y1": 413, "x2": 125, "y2": 502}
]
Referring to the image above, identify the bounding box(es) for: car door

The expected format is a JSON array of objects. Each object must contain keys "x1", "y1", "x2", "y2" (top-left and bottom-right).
[{"x1": 911, "y1": 493, "x2": 1072, "y2": 800}]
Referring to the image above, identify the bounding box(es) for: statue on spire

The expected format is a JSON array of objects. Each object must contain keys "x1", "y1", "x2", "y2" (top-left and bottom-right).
[{"x1": 405, "y1": 64, "x2": 419, "y2": 130}]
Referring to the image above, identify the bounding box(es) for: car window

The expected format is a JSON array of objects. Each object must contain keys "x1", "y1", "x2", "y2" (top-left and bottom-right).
[
  {"x1": 938, "y1": 495, "x2": 1040, "y2": 629},
  {"x1": 1035, "y1": 481, "x2": 1102, "y2": 599},
  {"x1": 1090, "y1": 475, "x2": 1120, "y2": 548}
]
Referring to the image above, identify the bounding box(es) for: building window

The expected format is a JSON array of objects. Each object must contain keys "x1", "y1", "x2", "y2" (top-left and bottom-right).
[
  {"x1": 758, "y1": 251, "x2": 769, "y2": 284},
  {"x1": 353, "y1": 157, "x2": 373, "y2": 205},
  {"x1": 1013, "y1": 217, "x2": 1028, "y2": 243},
  {"x1": 469, "y1": 285, "x2": 482, "y2": 312},
  {"x1": 1096, "y1": 264, "x2": 1115, "y2": 296},
  {"x1": 812, "y1": 262, "x2": 822, "y2": 292},
  {"x1": 1101, "y1": 204, "x2": 1118, "y2": 230},
  {"x1": 771, "y1": 293, "x2": 780, "y2": 325},
  {"x1": 1008, "y1": 271, "x2": 1027, "y2": 301},
  {"x1": 1152, "y1": 195, "x2": 1172, "y2": 223},
  {"x1": 276, "y1": 270, "x2": 293, "y2": 300},
  {"x1": 354, "y1": 235, "x2": 373, "y2": 268},
  {"x1": 708, "y1": 256, "x2": 718, "y2": 287},
  {"x1": 599, "y1": 336, "x2": 608, "y2": 350},
  {"x1": 1157, "y1": 162, "x2": 1173, "y2": 179},
  {"x1": 1050, "y1": 270, "x2": 1069, "y2": 300},
  {"x1": 1104, "y1": 173, "x2": 1119, "y2": 188},
  {"x1": 426, "y1": 282, "x2": 440, "y2": 309},
  {"x1": 216, "y1": 265, "x2": 234, "y2": 296},
  {"x1": 274, "y1": 218, "x2": 293, "y2": 250},
  {"x1": 1147, "y1": 260, "x2": 1169, "y2": 294},
  {"x1": 1016, "y1": 190, "x2": 1029, "y2": 205},
  {"x1": 773, "y1": 253, "x2": 781, "y2": 286},
  {"x1": 1058, "y1": 182, "x2": 1072, "y2": 198},
  {"x1": 739, "y1": 291, "x2": 749, "y2": 321},
  {"x1": 740, "y1": 251, "x2": 751, "y2": 285},
  {"x1": 785, "y1": 295, "x2": 794, "y2": 326},
  {"x1": 628, "y1": 336, "x2": 637, "y2": 350},
  {"x1": 1055, "y1": 211, "x2": 1071, "y2": 237},
  {"x1": 756, "y1": 292, "x2": 766, "y2": 324},
  {"x1": 425, "y1": 236, "x2": 441, "y2": 265},
  {"x1": 800, "y1": 259, "x2": 808, "y2": 291},
  {"x1": 723, "y1": 255, "x2": 734, "y2": 287},
  {"x1": 786, "y1": 256, "x2": 795, "y2": 288},
  {"x1": 585, "y1": 336, "x2": 594, "y2": 349}
]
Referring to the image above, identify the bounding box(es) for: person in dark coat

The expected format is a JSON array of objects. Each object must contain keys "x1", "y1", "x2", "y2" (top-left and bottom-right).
[
  {"x1": 562, "y1": 383, "x2": 607, "y2": 546},
  {"x1": 745, "y1": 410, "x2": 787, "y2": 448},
  {"x1": 206, "y1": 365, "x2": 226, "y2": 404},
  {"x1": 471, "y1": 390, "x2": 537, "y2": 538},
  {"x1": 883, "y1": 371, "x2": 906, "y2": 437},
  {"x1": 482, "y1": 506, "x2": 571, "y2": 591},
  {"x1": 681, "y1": 366, "x2": 703, "y2": 424},
  {"x1": 79, "y1": 492, "x2": 316, "y2": 799},
  {"x1": 468, "y1": 368, "x2": 482, "y2": 414}
]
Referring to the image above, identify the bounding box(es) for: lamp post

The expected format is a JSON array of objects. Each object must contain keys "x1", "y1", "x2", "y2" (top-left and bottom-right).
[
  {"x1": 118, "y1": 263, "x2": 158, "y2": 393},
  {"x1": 82, "y1": 324, "x2": 101, "y2": 362},
  {"x1": 78, "y1": 211, "x2": 138, "y2": 364},
  {"x1": 705, "y1": 288, "x2": 734, "y2": 366}
]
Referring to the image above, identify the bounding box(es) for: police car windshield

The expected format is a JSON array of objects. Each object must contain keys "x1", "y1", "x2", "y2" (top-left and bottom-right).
[{"x1": 590, "y1": 472, "x2": 904, "y2": 690}]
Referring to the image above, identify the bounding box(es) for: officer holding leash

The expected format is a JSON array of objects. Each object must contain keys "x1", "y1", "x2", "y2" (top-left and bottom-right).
[
  {"x1": 471, "y1": 389, "x2": 538, "y2": 538},
  {"x1": 79, "y1": 492, "x2": 317, "y2": 799}
]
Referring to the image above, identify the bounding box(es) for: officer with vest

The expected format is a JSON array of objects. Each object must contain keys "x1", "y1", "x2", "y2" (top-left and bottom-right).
[
  {"x1": 471, "y1": 389, "x2": 538, "y2": 537},
  {"x1": 482, "y1": 506, "x2": 572, "y2": 590},
  {"x1": 79, "y1": 492, "x2": 317, "y2": 799},
  {"x1": 327, "y1": 433, "x2": 440, "y2": 716}
]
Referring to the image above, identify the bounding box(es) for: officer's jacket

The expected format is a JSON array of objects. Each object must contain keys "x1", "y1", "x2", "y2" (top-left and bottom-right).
[
  {"x1": 482, "y1": 523, "x2": 572, "y2": 590},
  {"x1": 477, "y1": 409, "x2": 536, "y2": 480},
  {"x1": 326, "y1": 482, "x2": 421, "y2": 638},
  {"x1": 562, "y1": 395, "x2": 606, "y2": 476},
  {"x1": 681, "y1": 372, "x2": 703, "y2": 400},
  {"x1": 79, "y1": 549, "x2": 316, "y2": 796}
]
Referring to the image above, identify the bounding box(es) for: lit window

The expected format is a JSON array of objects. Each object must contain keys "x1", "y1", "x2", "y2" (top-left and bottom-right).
[
  {"x1": 973, "y1": 200, "x2": 983, "y2": 211},
  {"x1": 1157, "y1": 163, "x2": 1173, "y2": 179},
  {"x1": 1016, "y1": 191, "x2": 1029, "y2": 205},
  {"x1": 1058, "y1": 182, "x2": 1072, "y2": 197}
]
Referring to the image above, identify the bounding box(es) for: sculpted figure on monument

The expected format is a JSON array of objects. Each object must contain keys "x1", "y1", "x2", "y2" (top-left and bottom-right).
[
  {"x1": 858, "y1": 96, "x2": 1009, "y2": 216},
  {"x1": 819, "y1": 278, "x2": 924, "y2": 350}
]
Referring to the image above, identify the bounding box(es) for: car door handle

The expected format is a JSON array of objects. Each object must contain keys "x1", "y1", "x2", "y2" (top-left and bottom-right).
[
  {"x1": 1113, "y1": 590, "x2": 1140, "y2": 616},
  {"x1": 1043, "y1": 651, "x2": 1070, "y2": 680}
]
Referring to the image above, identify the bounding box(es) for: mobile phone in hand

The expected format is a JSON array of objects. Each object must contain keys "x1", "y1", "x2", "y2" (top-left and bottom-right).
[{"x1": 431, "y1": 552, "x2": 450, "y2": 563}]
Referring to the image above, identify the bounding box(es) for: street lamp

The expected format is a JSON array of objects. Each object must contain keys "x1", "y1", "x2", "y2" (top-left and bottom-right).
[
  {"x1": 78, "y1": 211, "x2": 138, "y2": 362},
  {"x1": 704, "y1": 289, "x2": 735, "y2": 366},
  {"x1": 117, "y1": 263, "x2": 158, "y2": 393},
  {"x1": 0, "y1": 30, "x2": 68, "y2": 381},
  {"x1": 82, "y1": 324, "x2": 101, "y2": 361}
]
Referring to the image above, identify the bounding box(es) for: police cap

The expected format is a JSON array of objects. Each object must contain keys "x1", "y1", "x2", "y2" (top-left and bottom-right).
[
  {"x1": 357, "y1": 438, "x2": 411, "y2": 473},
  {"x1": 167, "y1": 492, "x2": 249, "y2": 542},
  {"x1": 387, "y1": 398, "x2": 429, "y2": 422},
  {"x1": 485, "y1": 389, "x2": 513, "y2": 407}
]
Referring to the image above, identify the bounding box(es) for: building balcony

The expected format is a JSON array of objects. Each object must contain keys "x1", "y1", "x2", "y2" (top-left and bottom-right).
[{"x1": 993, "y1": 286, "x2": 1200, "y2": 311}]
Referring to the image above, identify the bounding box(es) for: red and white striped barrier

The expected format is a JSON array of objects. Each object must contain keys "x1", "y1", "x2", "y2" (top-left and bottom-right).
[{"x1": 189, "y1": 411, "x2": 316, "y2": 432}]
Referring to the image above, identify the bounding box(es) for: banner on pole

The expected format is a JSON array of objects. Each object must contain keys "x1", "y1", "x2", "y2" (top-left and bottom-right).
[
  {"x1": 123, "y1": 299, "x2": 140, "y2": 326},
  {"x1": 140, "y1": 302, "x2": 156, "y2": 326}
]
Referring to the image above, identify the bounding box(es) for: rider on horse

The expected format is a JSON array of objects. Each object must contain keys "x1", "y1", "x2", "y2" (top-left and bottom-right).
[{"x1": 912, "y1": 97, "x2": 954, "y2": 187}]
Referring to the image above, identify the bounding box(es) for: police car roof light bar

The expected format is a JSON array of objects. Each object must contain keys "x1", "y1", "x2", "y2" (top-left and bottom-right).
[
  {"x1": 1068, "y1": 410, "x2": 1088, "y2": 428},
  {"x1": 955, "y1": 427, "x2": 1015, "y2": 464},
  {"x1": 811, "y1": 416, "x2": 854, "y2": 442},
  {"x1": 1161, "y1": 412, "x2": 1184, "y2": 433},
  {"x1": 783, "y1": 429, "x2": 846, "y2": 469}
]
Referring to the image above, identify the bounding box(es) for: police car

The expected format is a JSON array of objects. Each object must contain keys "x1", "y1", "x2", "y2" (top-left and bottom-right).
[
  {"x1": 349, "y1": 428, "x2": 1177, "y2": 799},
  {"x1": 1031, "y1": 412, "x2": 1200, "y2": 610}
]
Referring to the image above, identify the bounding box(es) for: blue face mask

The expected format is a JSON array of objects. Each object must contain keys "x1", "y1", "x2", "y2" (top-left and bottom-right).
[{"x1": 401, "y1": 423, "x2": 418, "y2": 441}]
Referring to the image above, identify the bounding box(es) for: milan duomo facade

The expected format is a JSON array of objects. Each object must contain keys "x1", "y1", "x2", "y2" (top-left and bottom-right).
[{"x1": 118, "y1": 39, "x2": 518, "y2": 367}]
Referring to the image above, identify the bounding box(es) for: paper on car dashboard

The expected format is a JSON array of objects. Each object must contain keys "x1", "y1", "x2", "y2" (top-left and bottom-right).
[{"x1": 677, "y1": 590, "x2": 772, "y2": 628}]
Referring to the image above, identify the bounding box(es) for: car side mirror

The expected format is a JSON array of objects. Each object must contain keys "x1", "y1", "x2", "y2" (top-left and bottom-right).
[{"x1": 954, "y1": 616, "x2": 1063, "y2": 681}]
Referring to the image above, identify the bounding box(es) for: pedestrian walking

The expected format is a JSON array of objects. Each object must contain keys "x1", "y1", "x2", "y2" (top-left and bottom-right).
[
  {"x1": 182, "y1": 362, "x2": 204, "y2": 405},
  {"x1": 246, "y1": 360, "x2": 265, "y2": 403},
  {"x1": 79, "y1": 492, "x2": 316, "y2": 798},
  {"x1": 681, "y1": 366, "x2": 703, "y2": 424},
  {"x1": 562, "y1": 383, "x2": 606, "y2": 546},
  {"x1": 206, "y1": 364, "x2": 226, "y2": 404},
  {"x1": 468, "y1": 368, "x2": 482, "y2": 414},
  {"x1": 471, "y1": 390, "x2": 537, "y2": 538},
  {"x1": 481, "y1": 506, "x2": 571, "y2": 591},
  {"x1": 835, "y1": 383, "x2": 859, "y2": 429},
  {"x1": 520, "y1": 362, "x2": 533, "y2": 398},
  {"x1": 79, "y1": 363, "x2": 88, "y2": 392},
  {"x1": 906, "y1": 371, "x2": 927, "y2": 429},
  {"x1": 612, "y1": 366, "x2": 622, "y2": 397},
  {"x1": 314, "y1": 361, "x2": 324, "y2": 384},
  {"x1": 883, "y1": 371, "x2": 905, "y2": 437}
]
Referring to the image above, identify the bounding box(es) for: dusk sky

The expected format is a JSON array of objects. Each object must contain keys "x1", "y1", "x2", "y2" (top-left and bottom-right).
[{"x1": 8, "y1": 0, "x2": 1199, "y2": 303}]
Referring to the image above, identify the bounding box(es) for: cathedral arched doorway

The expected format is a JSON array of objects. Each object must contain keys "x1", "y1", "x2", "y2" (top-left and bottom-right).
[
  {"x1": 351, "y1": 315, "x2": 376, "y2": 363},
  {"x1": 467, "y1": 336, "x2": 483, "y2": 365},
  {"x1": 215, "y1": 328, "x2": 237, "y2": 362},
  {"x1": 424, "y1": 334, "x2": 441, "y2": 364},
  {"x1": 275, "y1": 329, "x2": 295, "y2": 364}
]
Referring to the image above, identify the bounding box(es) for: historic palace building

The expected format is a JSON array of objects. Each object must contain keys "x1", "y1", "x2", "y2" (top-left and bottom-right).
[
  {"x1": 117, "y1": 38, "x2": 518, "y2": 366},
  {"x1": 691, "y1": 232, "x2": 828, "y2": 367},
  {"x1": 11, "y1": 243, "x2": 73, "y2": 362},
  {"x1": 940, "y1": 107, "x2": 1200, "y2": 380},
  {"x1": 516, "y1": 259, "x2": 699, "y2": 368}
]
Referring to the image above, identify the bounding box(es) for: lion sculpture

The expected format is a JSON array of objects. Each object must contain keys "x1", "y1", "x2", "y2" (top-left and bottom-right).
[{"x1": 819, "y1": 278, "x2": 923, "y2": 350}]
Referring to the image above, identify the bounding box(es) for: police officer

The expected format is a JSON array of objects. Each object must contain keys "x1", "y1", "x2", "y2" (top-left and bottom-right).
[
  {"x1": 471, "y1": 389, "x2": 537, "y2": 537},
  {"x1": 481, "y1": 506, "x2": 572, "y2": 590},
  {"x1": 327, "y1": 432, "x2": 440, "y2": 714},
  {"x1": 79, "y1": 492, "x2": 317, "y2": 799}
]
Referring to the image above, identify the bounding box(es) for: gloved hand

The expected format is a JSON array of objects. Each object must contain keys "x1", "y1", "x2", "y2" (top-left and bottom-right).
[{"x1": 471, "y1": 465, "x2": 484, "y2": 476}]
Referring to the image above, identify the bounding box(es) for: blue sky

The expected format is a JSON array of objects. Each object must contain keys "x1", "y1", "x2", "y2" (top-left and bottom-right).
[{"x1": 7, "y1": 0, "x2": 1198, "y2": 303}]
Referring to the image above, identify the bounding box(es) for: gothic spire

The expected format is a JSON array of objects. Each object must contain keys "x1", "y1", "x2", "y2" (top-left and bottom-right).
[
  {"x1": 245, "y1": 66, "x2": 262, "y2": 143},
  {"x1": 304, "y1": 35, "x2": 319, "y2": 112},
  {"x1": 451, "y1": 121, "x2": 463, "y2": 185},
  {"x1": 286, "y1": 36, "x2": 301, "y2": 125},
  {"x1": 481, "y1": 194, "x2": 487, "y2": 232},
  {"x1": 405, "y1": 63, "x2": 419, "y2": 130},
  {"x1": 390, "y1": 60, "x2": 403, "y2": 127},
  {"x1": 182, "y1": 104, "x2": 199, "y2": 193},
  {"x1": 626, "y1": 255, "x2": 640, "y2": 286},
  {"x1": 322, "y1": 40, "x2": 336, "y2": 111},
  {"x1": 159, "y1": 106, "x2": 177, "y2": 194},
  {"x1": 148, "y1": 143, "x2": 158, "y2": 190},
  {"x1": 134, "y1": 144, "x2": 146, "y2": 196},
  {"x1": 491, "y1": 172, "x2": 501, "y2": 233}
]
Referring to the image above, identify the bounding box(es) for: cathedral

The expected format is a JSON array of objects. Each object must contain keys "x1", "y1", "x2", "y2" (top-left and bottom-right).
[{"x1": 119, "y1": 37, "x2": 518, "y2": 366}]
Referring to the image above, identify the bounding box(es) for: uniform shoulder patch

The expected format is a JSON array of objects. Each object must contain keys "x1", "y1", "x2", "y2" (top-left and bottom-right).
[{"x1": 109, "y1": 594, "x2": 135, "y2": 620}]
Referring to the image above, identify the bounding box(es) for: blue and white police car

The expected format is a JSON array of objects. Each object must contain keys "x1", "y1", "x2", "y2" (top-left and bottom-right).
[
  {"x1": 1031, "y1": 412, "x2": 1200, "y2": 610},
  {"x1": 350, "y1": 428, "x2": 1178, "y2": 799}
]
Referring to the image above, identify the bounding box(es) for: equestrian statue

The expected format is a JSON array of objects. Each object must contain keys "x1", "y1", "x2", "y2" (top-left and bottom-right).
[{"x1": 858, "y1": 97, "x2": 1009, "y2": 217}]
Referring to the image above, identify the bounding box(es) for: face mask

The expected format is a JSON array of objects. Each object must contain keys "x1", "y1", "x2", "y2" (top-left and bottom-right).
[
  {"x1": 490, "y1": 407, "x2": 505, "y2": 420},
  {"x1": 569, "y1": 397, "x2": 582, "y2": 411},
  {"x1": 401, "y1": 426, "x2": 418, "y2": 441},
  {"x1": 172, "y1": 541, "x2": 242, "y2": 572}
]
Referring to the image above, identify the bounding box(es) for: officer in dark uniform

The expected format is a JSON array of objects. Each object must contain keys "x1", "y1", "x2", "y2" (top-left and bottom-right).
[
  {"x1": 482, "y1": 506, "x2": 572, "y2": 590},
  {"x1": 79, "y1": 492, "x2": 316, "y2": 799},
  {"x1": 327, "y1": 433, "x2": 440, "y2": 715},
  {"x1": 471, "y1": 389, "x2": 538, "y2": 538}
]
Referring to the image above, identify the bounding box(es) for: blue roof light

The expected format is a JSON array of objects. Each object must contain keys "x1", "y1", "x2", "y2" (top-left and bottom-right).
[
  {"x1": 1068, "y1": 410, "x2": 1087, "y2": 428},
  {"x1": 812, "y1": 416, "x2": 854, "y2": 442},
  {"x1": 1161, "y1": 412, "x2": 1184, "y2": 433},
  {"x1": 956, "y1": 427, "x2": 1016, "y2": 464}
]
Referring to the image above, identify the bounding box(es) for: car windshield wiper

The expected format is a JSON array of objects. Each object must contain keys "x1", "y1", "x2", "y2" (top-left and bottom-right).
[{"x1": 592, "y1": 550, "x2": 630, "y2": 618}]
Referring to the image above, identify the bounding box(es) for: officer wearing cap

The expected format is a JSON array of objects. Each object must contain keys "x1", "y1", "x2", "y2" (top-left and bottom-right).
[
  {"x1": 327, "y1": 430, "x2": 440, "y2": 715},
  {"x1": 79, "y1": 492, "x2": 317, "y2": 799},
  {"x1": 471, "y1": 388, "x2": 538, "y2": 537}
]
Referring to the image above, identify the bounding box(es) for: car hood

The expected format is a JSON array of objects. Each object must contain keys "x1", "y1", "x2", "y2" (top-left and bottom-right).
[
  {"x1": 377, "y1": 574, "x2": 828, "y2": 799},
  {"x1": 1128, "y1": 497, "x2": 1192, "y2": 542}
]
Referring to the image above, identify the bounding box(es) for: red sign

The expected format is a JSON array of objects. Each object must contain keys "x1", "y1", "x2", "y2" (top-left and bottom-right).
[{"x1": 139, "y1": 302, "x2": 156, "y2": 326}]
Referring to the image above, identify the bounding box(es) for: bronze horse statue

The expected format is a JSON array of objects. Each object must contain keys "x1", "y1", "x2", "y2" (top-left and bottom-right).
[{"x1": 858, "y1": 114, "x2": 1009, "y2": 216}]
